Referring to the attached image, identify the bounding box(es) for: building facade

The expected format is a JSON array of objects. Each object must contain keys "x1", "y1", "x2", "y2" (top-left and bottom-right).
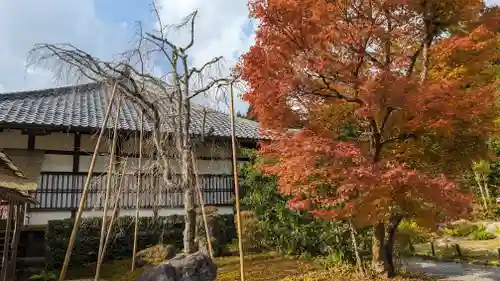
[{"x1": 0, "y1": 82, "x2": 260, "y2": 226}]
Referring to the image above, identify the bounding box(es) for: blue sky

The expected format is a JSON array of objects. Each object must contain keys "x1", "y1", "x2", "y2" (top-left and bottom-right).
[
  {"x1": 0, "y1": 0, "x2": 256, "y2": 114},
  {"x1": 0, "y1": 0, "x2": 498, "y2": 115}
]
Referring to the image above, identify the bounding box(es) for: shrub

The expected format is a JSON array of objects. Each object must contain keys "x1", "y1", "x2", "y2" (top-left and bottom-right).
[
  {"x1": 470, "y1": 226, "x2": 496, "y2": 240},
  {"x1": 395, "y1": 220, "x2": 432, "y2": 256},
  {"x1": 45, "y1": 214, "x2": 235, "y2": 269},
  {"x1": 239, "y1": 211, "x2": 264, "y2": 252},
  {"x1": 239, "y1": 149, "x2": 372, "y2": 261},
  {"x1": 398, "y1": 220, "x2": 431, "y2": 243},
  {"x1": 443, "y1": 222, "x2": 478, "y2": 237},
  {"x1": 29, "y1": 270, "x2": 57, "y2": 281}
]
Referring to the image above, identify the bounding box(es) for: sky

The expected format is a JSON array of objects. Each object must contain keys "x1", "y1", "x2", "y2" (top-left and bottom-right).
[{"x1": 0, "y1": 0, "x2": 498, "y2": 114}]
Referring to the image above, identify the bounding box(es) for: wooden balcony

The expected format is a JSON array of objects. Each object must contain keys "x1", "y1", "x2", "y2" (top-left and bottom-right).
[{"x1": 28, "y1": 172, "x2": 235, "y2": 210}]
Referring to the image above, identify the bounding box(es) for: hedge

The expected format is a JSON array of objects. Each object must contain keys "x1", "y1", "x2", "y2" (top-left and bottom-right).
[{"x1": 45, "y1": 214, "x2": 236, "y2": 269}]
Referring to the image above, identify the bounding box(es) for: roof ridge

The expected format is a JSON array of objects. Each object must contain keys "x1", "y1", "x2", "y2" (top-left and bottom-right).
[
  {"x1": 0, "y1": 82, "x2": 101, "y2": 101},
  {"x1": 193, "y1": 106, "x2": 259, "y2": 126}
]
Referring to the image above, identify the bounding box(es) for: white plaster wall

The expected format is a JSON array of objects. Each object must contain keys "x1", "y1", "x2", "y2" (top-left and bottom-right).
[
  {"x1": 41, "y1": 154, "x2": 73, "y2": 172},
  {"x1": 120, "y1": 157, "x2": 154, "y2": 173},
  {"x1": 26, "y1": 206, "x2": 233, "y2": 225},
  {"x1": 80, "y1": 134, "x2": 111, "y2": 154},
  {"x1": 35, "y1": 133, "x2": 74, "y2": 151},
  {"x1": 0, "y1": 129, "x2": 28, "y2": 149},
  {"x1": 195, "y1": 140, "x2": 232, "y2": 158},
  {"x1": 79, "y1": 155, "x2": 112, "y2": 173},
  {"x1": 26, "y1": 211, "x2": 72, "y2": 226},
  {"x1": 196, "y1": 160, "x2": 232, "y2": 174}
]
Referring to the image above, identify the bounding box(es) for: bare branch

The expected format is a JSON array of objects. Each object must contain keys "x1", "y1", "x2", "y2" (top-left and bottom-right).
[
  {"x1": 307, "y1": 71, "x2": 364, "y2": 105},
  {"x1": 187, "y1": 78, "x2": 232, "y2": 100},
  {"x1": 180, "y1": 11, "x2": 198, "y2": 52},
  {"x1": 188, "y1": 56, "x2": 223, "y2": 79},
  {"x1": 379, "y1": 107, "x2": 394, "y2": 134},
  {"x1": 381, "y1": 133, "x2": 417, "y2": 145}
]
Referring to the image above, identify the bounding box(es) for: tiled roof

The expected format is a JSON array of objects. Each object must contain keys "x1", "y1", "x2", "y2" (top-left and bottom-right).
[{"x1": 0, "y1": 83, "x2": 261, "y2": 140}]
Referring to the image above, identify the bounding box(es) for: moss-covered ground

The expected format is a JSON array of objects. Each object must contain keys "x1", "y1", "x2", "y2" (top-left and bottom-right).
[{"x1": 66, "y1": 253, "x2": 435, "y2": 281}]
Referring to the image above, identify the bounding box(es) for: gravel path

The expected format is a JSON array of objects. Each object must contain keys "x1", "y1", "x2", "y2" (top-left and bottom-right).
[{"x1": 404, "y1": 258, "x2": 500, "y2": 281}]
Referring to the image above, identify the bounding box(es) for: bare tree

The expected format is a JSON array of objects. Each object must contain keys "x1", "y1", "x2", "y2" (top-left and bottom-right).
[{"x1": 28, "y1": 1, "x2": 232, "y2": 279}]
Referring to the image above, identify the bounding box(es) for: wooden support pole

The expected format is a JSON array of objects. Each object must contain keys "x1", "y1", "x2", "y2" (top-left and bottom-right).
[
  {"x1": 101, "y1": 163, "x2": 127, "y2": 262},
  {"x1": 228, "y1": 82, "x2": 245, "y2": 281},
  {"x1": 95, "y1": 91, "x2": 122, "y2": 281},
  {"x1": 1, "y1": 203, "x2": 13, "y2": 281},
  {"x1": 430, "y1": 242, "x2": 435, "y2": 257},
  {"x1": 58, "y1": 82, "x2": 118, "y2": 281},
  {"x1": 455, "y1": 244, "x2": 462, "y2": 257},
  {"x1": 131, "y1": 111, "x2": 144, "y2": 272},
  {"x1": 7, "y1": 204, "x2": 23, "y2": 280},
  {"x1": 191, "y1": 153, "x2": 213, "y2": 258}
]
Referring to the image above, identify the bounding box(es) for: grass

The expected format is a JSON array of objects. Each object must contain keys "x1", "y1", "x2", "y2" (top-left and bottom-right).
[
  {"x1": 470, "y1": 226, "x2": 496, "y2": 240},
  {"x1": 65, "y1": 253, "x2": 319, "y2": 281},
  {"x1": 216, "y1": 253, "x2": 319, "y2": 281},
  {"x1": 64, "y1": 253, "x2": 436, "y2": 281}
]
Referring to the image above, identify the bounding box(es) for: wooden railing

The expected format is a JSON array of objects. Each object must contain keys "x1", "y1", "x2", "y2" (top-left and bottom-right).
[{"x1": 29, "y1": 172, "x2": 235, "y2": 210}]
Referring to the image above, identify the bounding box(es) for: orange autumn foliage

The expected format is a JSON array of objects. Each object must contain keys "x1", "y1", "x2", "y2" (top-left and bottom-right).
[{"x1": 240, "y1": 0, "x2": 499, "y2": 229}]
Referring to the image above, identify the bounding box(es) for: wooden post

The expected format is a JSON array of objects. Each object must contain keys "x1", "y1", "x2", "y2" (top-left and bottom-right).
[
  {"x1": 430, "y1": 242, "x2": 435, "y2": 257},
  {"x1": 95, "y1": 91, "x2": 122, "y2": 281},
  {"x1": 408, "y1": 238, "x2": 415, "y2": 254},
  {"x1": 131, "y1": 112, "x2": 144, "y2": 272},
  {"x1": 455, "y1": 244, "x2": 462, "y2": 257},
  {"x1": 58, "y1": 81, "x2": 118, "y2": 281},
  {"x1": 228, "y1": 82, "x2": 245, "y2": 281},
  {"x1": 1, "y1": 203, "x2": 13, "y2": 281}
]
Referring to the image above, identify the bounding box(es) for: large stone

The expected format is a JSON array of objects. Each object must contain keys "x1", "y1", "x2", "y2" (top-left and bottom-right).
[
  {"x1": 136, "y1": 252, "x2": 217, "y2": 281},
  {"x1": 485, "y1": 222, "x2": 500, "y2": 235},
  {"x1": 135, "y1": 244, "x2": 177, "y2": 268}
]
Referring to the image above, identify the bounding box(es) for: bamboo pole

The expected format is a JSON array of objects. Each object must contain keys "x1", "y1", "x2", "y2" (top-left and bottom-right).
[
  {"x1": 131, "y1": 111, "x2": 144, "y2": 272},
  {"x1": 95, "y1": 91, "x2": 122, "y2": 281},
  {"x1": 191, "y1": 153, "x2": 213, "y2": 258},
  {"x1": 101, "y1": 163, "x2": 128, "y2": 261},
  {"x1": 228, "y1": 82, "x2": 245, "y2": 281},
  {"x1": 59, "y1": 81, "x2": 118, "y2": 281}
]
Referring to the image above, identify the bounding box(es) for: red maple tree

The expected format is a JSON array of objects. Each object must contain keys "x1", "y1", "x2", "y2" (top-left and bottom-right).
[{"x1": 240, "y1": 0, "x2": 499, "y2": 276}]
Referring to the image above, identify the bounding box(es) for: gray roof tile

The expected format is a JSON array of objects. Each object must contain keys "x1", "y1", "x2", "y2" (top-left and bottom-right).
[{"x1": 0, "y1": 83, "x2": 261, "y2": 140}]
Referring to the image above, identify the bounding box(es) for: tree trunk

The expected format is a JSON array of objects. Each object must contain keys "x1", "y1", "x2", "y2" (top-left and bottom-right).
[
  {"x1": 420, "y1": 1, "x2": 432, "y2": 84},
  {"x1": 385, "y1": 215, "x2": 402, "y2": 278},
  {"x1": 349, "y1": 221, "x2": 364, "y2": 276},
  {"x1": 182, "y1": 149, "x2": 197, "y2": 254},
  {"x1": 484, "y1": 181, "x2": 491, "y2": 201},
  {"x1": 371, "y1": 223, "x2": 387, "y2": 274},
  {"x1": 475, "y1": 172, "x2": 489, "y2": 209}
]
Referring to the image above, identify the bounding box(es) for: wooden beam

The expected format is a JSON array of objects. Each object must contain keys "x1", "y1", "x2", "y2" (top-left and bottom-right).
[
  {"x1": 21, "y1": 129, "x2": 49, "y2": 136},
  {"x1": 27, "y1": 135, "x2": 35, "y2": 151},
  {"x1": 73, "y1": 133, "x2": 81, "y2": 173},
  {"x1": 42, "y1": 149, "x2": 250, "y2": 161}
]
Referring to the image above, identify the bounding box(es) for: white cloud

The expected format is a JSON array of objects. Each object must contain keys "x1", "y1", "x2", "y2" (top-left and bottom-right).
[
  {"x1": 486, "y1": 0, "x2": 500, "y2": 6},
  {"x1": 0, "y1": 0, "x2": 129, "y2": 92},
  {"x1": 156, "y1": 0, "x2": 256, "y2": 111}
]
